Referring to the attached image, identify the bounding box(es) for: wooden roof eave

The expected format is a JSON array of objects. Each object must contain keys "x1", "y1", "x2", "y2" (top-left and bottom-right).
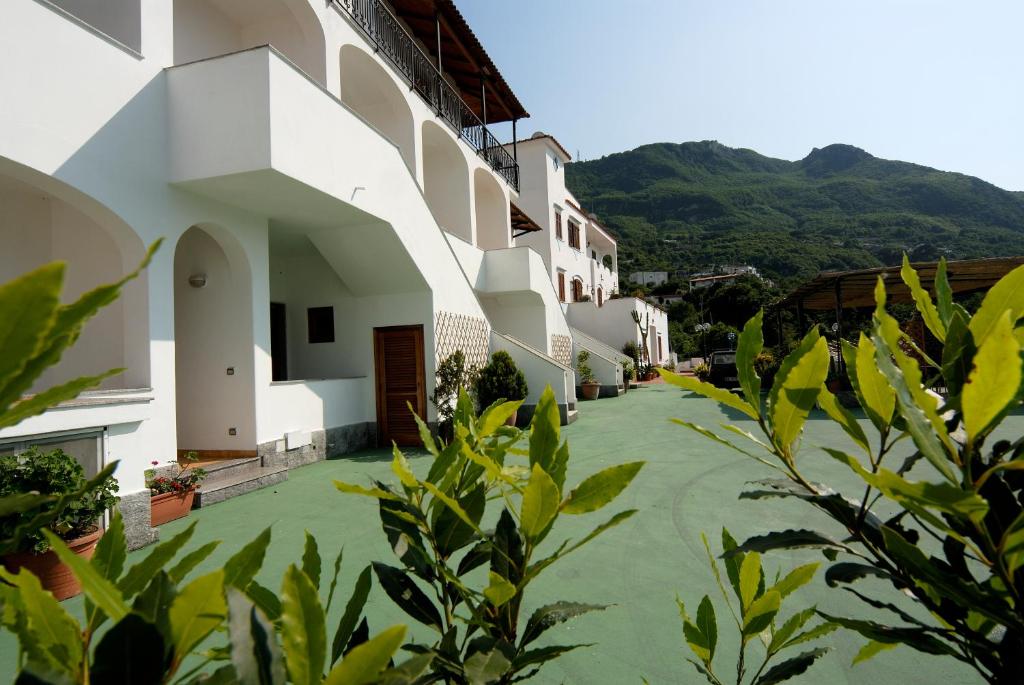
[{"x1": 510, "y1": 202, "x2": 542, "y2": 239}]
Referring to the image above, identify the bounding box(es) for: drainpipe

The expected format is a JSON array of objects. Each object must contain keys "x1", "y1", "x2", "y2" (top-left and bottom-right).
[
  {"x1": 512, "y1": 118, "x2": 518, "y2": 162},
  {"x1": 480, "y1": 73, "x2": 487, "y2": 127}
]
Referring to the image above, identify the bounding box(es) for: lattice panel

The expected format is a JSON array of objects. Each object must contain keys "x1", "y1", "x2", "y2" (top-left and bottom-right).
[
  {"x1": 551, "y1": 334, "x2": 573, "y2": 367},
  {"x1": 435, "y1": 311, "x2": 490, "y2": 369}
]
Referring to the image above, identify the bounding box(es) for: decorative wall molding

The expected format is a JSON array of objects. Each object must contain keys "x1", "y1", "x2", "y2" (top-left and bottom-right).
[
  {"x1": 435, "y1": 311, "x2": 490, "y2": 369},
  {"x1": 551, "y1": 334, "x2": 573, "y2": 368}
]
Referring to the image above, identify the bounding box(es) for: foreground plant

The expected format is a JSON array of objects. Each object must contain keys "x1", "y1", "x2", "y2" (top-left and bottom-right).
[
  {"x1": 336, "y1": 387, "x2": 645, "y2": 683},
  {"x1": 0, "y1": 510, "x2": 421, "y2": 684},
  {"x1": 677, "y1": 529, "x2": 836, "y2": 684},
  {"x1": 662, "y1": 255, "x2": 1024, "y2": 682},
  {"x1": 0, "y1": 243, "x2": 158, "y2": 551}
]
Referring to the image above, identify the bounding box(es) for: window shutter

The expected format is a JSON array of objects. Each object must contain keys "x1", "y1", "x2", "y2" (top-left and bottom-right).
[{"x1": 558, "y1": 272, "x2": 565, "y2": 301}]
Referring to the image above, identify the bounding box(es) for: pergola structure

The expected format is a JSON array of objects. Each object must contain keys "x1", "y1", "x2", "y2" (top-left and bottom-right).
[{"x1": 776, "y1": 256, "x2": 1024, "y2": 371}]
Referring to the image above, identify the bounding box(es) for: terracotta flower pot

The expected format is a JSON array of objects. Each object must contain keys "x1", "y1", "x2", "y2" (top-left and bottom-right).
[
  {"x1": 581, "y1": 381, "x2": 601, "y2": 400},
  {"x1": 150, "y1": 488, "x2": 197, "y2": 526},
  {"x1": 3, "y1": 527, "x2": 102, "y2": 601}
]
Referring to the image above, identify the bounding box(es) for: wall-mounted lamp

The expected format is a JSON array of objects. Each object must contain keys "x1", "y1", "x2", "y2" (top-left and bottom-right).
[{"x1": 187, "y1": 273, "x2": 207, "y2": 289}]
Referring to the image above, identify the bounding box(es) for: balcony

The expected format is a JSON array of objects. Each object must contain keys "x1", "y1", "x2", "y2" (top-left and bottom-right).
[{"x1": 336, "y1": 0, "x2": 520, "y2": 190}]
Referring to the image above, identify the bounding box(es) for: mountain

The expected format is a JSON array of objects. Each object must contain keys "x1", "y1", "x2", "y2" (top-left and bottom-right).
[{"x1": 564, "y1": 141, "x2": 1024, "y2": 287}]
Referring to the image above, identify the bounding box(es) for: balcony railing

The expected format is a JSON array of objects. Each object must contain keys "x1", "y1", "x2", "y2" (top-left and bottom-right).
[{"x1": 336, "y1": 0, "x2": 520, "y2": 191}]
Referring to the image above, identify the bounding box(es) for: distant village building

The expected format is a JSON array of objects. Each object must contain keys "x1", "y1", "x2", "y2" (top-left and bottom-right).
[
  {"x1": 688, "y1": 265, "x2": 768, "y2": 290},
  {"x1": 629, "y1": 271, "x2": 670, "y2": 286}
]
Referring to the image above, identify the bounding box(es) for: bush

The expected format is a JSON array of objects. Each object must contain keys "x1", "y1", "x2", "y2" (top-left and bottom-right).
[
  {"x1": 475, "y1": 350, "x2": 528, "y2": 410},
  {"x1": 0, "y1": 447, "x2": 118, "y2": 553},
  {"x1": 678, "y1": 529, "x2": 836, "y2": 684},
  {"x1": 335, "y1": 387, "x2": 645, "y2": 683},
  {"x1": 0, "y1": 513, "x2": 418, "y2": 683},
  {"x1": 430, "y1": 350, "x2": 478, "y2": 433},
  {"x1": 693, "y1": 362, "x2": 710, "y2": 381},
  {"x1": 576, "y1": 349, "x2": 596, "y2": 383},
  {"x1": 622, "y1": 340, "x2": 640, "y2": 362},
  {"x1": 753, "y1": 350, "x2": 780, "y2": 390},
  {"x1": 663, "y1": 255, "x2": 1024, "y2": 682},
  {"x1": 621, "y1": 359, "x2": 635, "y2": 381}
]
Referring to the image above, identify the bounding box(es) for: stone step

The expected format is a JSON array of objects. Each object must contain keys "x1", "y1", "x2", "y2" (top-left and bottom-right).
[
  {"x1": 566, "y1": 409, "x2": 579, "y2": 425},
  {"x1": 194, "y1": 464, "x2": 288, "y2": 508},
  {"x1": 194, "y1": 456, "x2": 262, "y2": 480}
]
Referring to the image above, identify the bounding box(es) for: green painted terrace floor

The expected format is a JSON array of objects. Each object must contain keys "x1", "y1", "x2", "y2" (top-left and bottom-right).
[{"x1": 1, "y1": 384, "x2": 987, "y2": 683}]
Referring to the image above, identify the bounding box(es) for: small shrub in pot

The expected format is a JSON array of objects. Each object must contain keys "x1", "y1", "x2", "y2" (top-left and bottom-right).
[
  {"x1": 475, "y1": 350, "x2": 528, "y2": 424},
  {"x1": 577, "y1": 350, "x2": 601, "y2": 400}
]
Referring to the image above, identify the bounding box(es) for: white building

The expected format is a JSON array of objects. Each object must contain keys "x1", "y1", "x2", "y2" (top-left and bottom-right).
[
  {"x1": 0, "y1": 0, "x2": 581, "y2": 548},
  {"x1": 510, "y1": 133, "x2": 670, "y2": 387},
  {"x1": 629, "y1": 271, "x2": 670, "y2": 287}
]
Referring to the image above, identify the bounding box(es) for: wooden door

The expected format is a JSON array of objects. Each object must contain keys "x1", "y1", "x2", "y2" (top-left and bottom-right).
[{"x1": 373, "y1": 325, "x2": 426, "y2": 446}]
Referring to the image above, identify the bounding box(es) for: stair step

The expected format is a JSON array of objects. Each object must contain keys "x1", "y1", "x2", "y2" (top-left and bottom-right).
[
  {"x1": 194, "y1": 457, "x2": 262, "y2": 479},
  {"x1": 565, "y1": 409, "x2": 579, "y2": 425},
  {"x1": 194, "y1": 465, "x2": 288, "y2": 508}
]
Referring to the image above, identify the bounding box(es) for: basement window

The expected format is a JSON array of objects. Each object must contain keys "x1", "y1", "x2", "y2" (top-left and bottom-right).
[{"x1": 307, "y1": 307, "x2": 335, "y2": 344}]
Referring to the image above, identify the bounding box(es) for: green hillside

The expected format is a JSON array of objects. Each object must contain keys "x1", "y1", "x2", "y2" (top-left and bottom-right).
[{"x1": 565, "y1": 141, "x2": 1024, "y2": 287}]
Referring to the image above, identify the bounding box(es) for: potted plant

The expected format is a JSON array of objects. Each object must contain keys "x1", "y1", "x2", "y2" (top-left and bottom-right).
[
  {"x1": 1, "y1": 447, "x2": 118, "y2": 600},
  {"x1": 621, "y1": 359, "x2": 633, "y2": 393},
  {"x1": 576, "y1": 350, "x2": 601, "y2": 400},
  {"x1": 475, "y1": 351, "x2": 528, "y2": 425},
  {"x1": 146, "y1": 451, "x2": 207, "y2": 526},
  {"x1": 430, "y1": 350, "x2": 479, "y2": 440}
]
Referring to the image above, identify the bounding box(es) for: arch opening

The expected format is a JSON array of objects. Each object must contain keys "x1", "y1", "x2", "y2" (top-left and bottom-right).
[
  {"x1": 174, "y1": 224, "x2": 257, "y2": 454},
  {"x1": 173, "y1": 0, "x2": 327, "y2": 86},
  {"x1": 0, "y1": 161, "x2": 150, "y2": 392},
  {"x1": 422, "y1": 121, "x2": 471, "y2": 243},
  {"x1": 473, "y1": 168, "x2": 509, "y2": 251},
  {"x1": 340, "y1": 44, "x2": 416, "y2": 175}
]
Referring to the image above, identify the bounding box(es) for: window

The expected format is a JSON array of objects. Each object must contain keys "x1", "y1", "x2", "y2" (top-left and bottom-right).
[
  {"x1": 597, "y1": 287, "x2": 603, "y2": 307},
  {"x1": 555, "y1": 211, "x2": 563, "y2": 240},
  {"x1": 307, "y1": 306, "x2": 335, "y2": 344},
  {"x1": 572, "y1": 278, "x2": 584, "y2": 302},
  {"x1": 591, "y1": 250, "x2": 597, "y2": 260},
  {"x1": 568, "y1": 220, "x2": 581, "y2": 250},
  {"x1": 557, "y1": 272, "x2": 566, "y2": 302}
]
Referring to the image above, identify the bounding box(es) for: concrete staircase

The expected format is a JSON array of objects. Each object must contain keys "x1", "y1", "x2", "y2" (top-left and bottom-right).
[{"x1": 192, "y1": 457, "x2": 288, "y2": 508}]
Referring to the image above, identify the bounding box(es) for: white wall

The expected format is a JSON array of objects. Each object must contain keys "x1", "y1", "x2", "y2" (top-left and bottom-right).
[
  {"x1": 0, "y1": 176, "x2": 148, "y2": 391},
  {"x1": 422, "y1": 121, "x2": 472, "y2": 242},
  {"x1": 174, "y1": 225, "x2": 257, "y2": 451},
  {"x1": 474, "y1": 168, "x2": 511, "y2": 251},
  {"x1": 0, "y1": 0, "x2": 524, "y2": 500},
  {"x1": 50, "y1": 0, "x2": 141, "y2": 51},
  {"x1": 263, "y1": 377, "x2": 371, "y2": 443},
  {"x1": 566, "y1": 297, "x2": 670, "y2": 365},
  {"x1": 491, "y1": 332, "x2": 575, "y2": 409},
  {"x1": 173, "y1": 0, "x2": 327, "y2": 85}
]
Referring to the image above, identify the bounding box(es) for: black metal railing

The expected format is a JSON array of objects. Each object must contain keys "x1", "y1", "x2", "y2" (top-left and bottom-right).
[{"x1": 337, "y1": 0, "x2": 520, "y2": 190}]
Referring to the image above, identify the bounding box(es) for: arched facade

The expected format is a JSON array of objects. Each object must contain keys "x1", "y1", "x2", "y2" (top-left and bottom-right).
[
  {"x1": 421, "y1": 120, "x2": 471, "y2": 243},
  {"x1": 174, "y1": 224, "x2": 257, "y2": 453},
  {"x1": 339, "y1": 44, "x2": 416, "y2": 176},
  {"x1": 172, "y1": 0, "x2": 327, "y2": 86},
  {"x1": 473, "y1": 167, "x2": 509, "y2": 251},
  {"x1": 0, "y1": 159, "x2": 150, "y2": 391}
]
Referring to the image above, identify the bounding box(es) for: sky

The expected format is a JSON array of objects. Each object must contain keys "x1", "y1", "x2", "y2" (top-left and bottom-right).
[{"x1": 456, "y1": 0, "x2": 1024, "y2": 191}]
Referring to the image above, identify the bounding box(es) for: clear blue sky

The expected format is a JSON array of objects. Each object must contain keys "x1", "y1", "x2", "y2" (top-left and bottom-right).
[{"x1": 457, "y1": 0, "x2": 1024, "y2": 191}]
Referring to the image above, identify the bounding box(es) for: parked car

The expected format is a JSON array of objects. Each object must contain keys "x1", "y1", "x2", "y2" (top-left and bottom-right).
[{"x1": 708, "y1": 349, "x2": 739, "y2": 389}]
